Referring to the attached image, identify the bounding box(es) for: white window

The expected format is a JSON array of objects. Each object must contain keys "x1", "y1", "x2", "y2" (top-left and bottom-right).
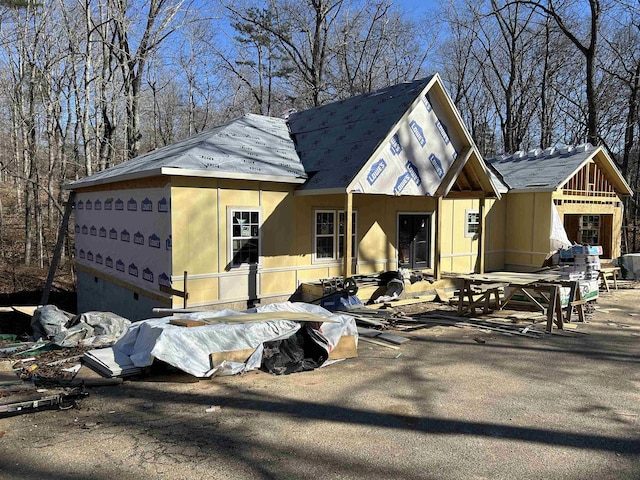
[
  {"x1": 314, "y1": 210, "x2": 357, "y2": 261},
  {"x1": 230, "y1": 209, "x2": 260, "y2": 266},
  {"x1": 465, "y1": 209, "x2": 480, "y2": 237}
]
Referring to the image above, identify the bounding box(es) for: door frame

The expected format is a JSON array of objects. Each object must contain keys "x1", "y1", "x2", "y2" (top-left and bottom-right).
[{"x1": 396, "y1": 211, "x2": 434, "y2": 270}]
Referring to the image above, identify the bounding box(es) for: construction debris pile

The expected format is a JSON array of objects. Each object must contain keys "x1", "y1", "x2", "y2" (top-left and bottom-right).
[{"x1": 1, "y1": 265, "x2": 607, "y2": 416}]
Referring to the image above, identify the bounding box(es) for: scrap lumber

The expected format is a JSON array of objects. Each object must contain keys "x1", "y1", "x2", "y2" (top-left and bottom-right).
[
  {"x1": 195, "y1": 311, "x2": 339, "y2": 325},
  {"x1": 356, "y1": 327, "x2": 382, "y2": 338},
  {"x1": 359, "y1": 337, "x2": 401, "y2": 350},
  {"x1": 377, "y1": 333, "x2": 410, "y2": 345},
  {"x1": 410, "y1": 312, "x2": 542, "y2": 338},
  {"x1": 435, "y1": 289, "x2": 452, "y2": 302},
  {"x1": 169, "y1": 318, "x2": 207, "y2": 328},
  {"x1": 375, "y1": 295, "x2": 435, "y2": 308},
  {"x1": 12, "y1": 306, "x2": 38, "y2": 317}
]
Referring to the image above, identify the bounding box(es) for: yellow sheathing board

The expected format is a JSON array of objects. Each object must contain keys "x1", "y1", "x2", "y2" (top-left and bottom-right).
[
  {"x1": 356, "y1": 195, "x2": 390, "y2": 265},
  {"x1": 171, "y1": 180, "x2": 219, "y2": 276},
  {"x1": 532, "y1": 194, "x2": 552, "y2": 266},
  {"x1": 259, "y1": 188, "x2": 296, "y2": 269},
  {"x1": 261, "y1": 270, "x2": 296, "y2": 296},
  {"x1": 451, "y1": 199, "x2": 478, "y2": 272},
  {"x1": 504, "y1": 193, "x2": 535, "y2": 268},
  {"x1": 72, "y1": 176, "x2": 168, "y2": 193},
  {"x1": 485, "y1": 198, "x2": 506, "y2": 271},
  {"x1": 502, "y1": 192, "x2": 552, "y2": 270},
  {"x1": 172, "y1": 277, "x2": 219, "y2": 307}
]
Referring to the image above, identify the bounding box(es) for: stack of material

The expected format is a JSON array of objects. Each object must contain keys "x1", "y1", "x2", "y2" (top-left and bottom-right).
[
  {"x1": 83, "y1": 302, "x2": 357, "y2": 378},
  {"x1": 558, "y1": 245, "x2": 601, "y2": 302},
  {"x1": 83, "y1": 347, "x2": 142, "y2": 377}
]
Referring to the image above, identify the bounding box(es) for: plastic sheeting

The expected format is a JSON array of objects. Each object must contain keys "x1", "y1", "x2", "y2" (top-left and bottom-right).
[
  {"x1": 550, "y1": 204, "x2": 572, "y2": 251},
  {"x1": 617, "y1": 253, "x2": 640, "y2": 279},
  {"x1": 98, "y1": 302, "x2": 357, "y2": 378},
  {"x1": 31, "y1": 305, "x2": 131, "y2": 348}
]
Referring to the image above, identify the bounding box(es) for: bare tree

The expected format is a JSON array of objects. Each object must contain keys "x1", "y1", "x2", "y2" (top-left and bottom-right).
[
  {"x1": 225, "y1": 0, "x2": 345, "y2": 108},
  {"x1": 109, "y1": 0, "x2": 187, "y2": 159},
  {"x1": 513, "y1": 0, "x2": 603, "y2": 145}
]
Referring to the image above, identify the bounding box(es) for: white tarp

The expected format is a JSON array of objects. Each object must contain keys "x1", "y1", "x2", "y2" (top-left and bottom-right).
[
  {"x1": 86, "y1": 302, "x2": 357, "y2": 378},
  {"x1": 617, "y1": 253, "x2": 640, "y2": 279},
  {"x1": 550, "y1": 204, "x2": 572, "y2": 251}
]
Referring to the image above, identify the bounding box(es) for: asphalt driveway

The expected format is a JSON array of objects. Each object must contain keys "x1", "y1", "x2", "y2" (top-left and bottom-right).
[{"x1": 1, "y1": 286, "x2": 638, "y2": 479}]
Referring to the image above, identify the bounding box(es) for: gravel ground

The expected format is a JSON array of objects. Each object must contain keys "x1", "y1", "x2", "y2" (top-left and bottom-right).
[{"x1": 0, "y1": 286, "x2": 638, "y2": 480}]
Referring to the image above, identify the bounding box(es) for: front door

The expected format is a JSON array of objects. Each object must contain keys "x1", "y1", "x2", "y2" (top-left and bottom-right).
[{"x1": 398, "y1": 214, "x2": 431, "y2": 269}]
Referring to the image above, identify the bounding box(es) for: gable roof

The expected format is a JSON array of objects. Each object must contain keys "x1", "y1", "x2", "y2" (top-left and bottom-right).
[
  {"x1": 487, "y1": 144, "x2": 633, "y2": 196},
  {"x1": 288, "y1": 77, "x2": 434, "y2": 192},
  {"x1": 67, "y1": 114, "x2": 306, "y2": 189},
  {"x1": 288, "y1": 75, "x2": 500, "y2": 198},
  {"x1": 67, "y1": 75, "x2": 499, "y2": 198}
]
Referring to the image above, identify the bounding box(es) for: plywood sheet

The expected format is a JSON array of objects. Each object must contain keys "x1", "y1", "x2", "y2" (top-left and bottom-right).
[
  {"x1": 210, "y1": 348, "x2": 257, "y2": 366},
  {"x1": 195, "y1": 311, "x2": 338, "y2": 325},
  {"x1": 11, "y1": 306, "x2": 38, "y2": 316},
  {"x1": 328, "y1": 335, "x2": 358, "y2": 360},
  {"x1": 169, "y1": 318, "x2": 207, "y2": 328}
]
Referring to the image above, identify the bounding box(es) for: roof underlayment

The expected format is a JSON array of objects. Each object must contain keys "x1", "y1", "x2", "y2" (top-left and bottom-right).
[
  {"x1": 487, "y1": 144, "x2": 599, "y2": 192},
  {"x1": 68, "y1": 75, "x2": 500, "y2": 198},
  {"x1": 67, "y1": 114, "x2": 306, "y2": 189},
  {"x1": 288, "y1": 77, "x2": 436, "y2": 192}
]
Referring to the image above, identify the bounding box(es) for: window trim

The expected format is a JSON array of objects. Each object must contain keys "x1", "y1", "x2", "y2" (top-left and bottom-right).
[
  {"x1": 228, "y1": 207, "x2": 262, "y2": 268},
  {"x1": 313, "y1": 209, "x2": 357, "y2": 263},
  {"x1": 464, "y1": 209, "x2": 480, "y2": 238}
]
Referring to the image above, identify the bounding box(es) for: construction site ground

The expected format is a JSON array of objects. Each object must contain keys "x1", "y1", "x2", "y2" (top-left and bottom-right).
[{"x1": 0, "y1": 285, "x2": 639, "y2": 480}]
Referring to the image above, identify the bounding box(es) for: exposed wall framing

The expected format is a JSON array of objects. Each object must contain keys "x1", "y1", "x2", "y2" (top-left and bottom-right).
[{"x1": 562, "y1": 161, "x2": 617, "y2": 197}]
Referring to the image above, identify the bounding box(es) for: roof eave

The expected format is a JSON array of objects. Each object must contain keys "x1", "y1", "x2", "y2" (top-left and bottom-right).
[
  {"x1": 64, "y1": 168, "x2": 165, "y2": 190},
  {"x1": 294, "y1": 187, "x2": 346, "y2": 196},
  {"x1": 161, "y1": 167, "x2": 307, "y2": 184},
  {"x1": 65, "y1": 167, "x2": 307, "y2": 190}
]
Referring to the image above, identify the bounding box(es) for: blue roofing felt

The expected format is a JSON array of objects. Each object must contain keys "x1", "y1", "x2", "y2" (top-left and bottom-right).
[
  {"x1": 486, "y1": 146, "x2": 596, "y2": 191},
  {"x1": 287, "y1": 77, "x2": 435, "y2": 191},
  {"x1": 68, "y1": 114, "x2": 306, "y2": 188}
]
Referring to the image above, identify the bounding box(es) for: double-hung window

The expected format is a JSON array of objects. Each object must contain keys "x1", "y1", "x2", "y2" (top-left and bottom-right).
[
  {"x1": 465, "y1": 209, "x2": 480, "y2": 237},
  {"x1": 314, "y1": 210, "x2": 356, "y2": 261},
  {"x1": 230, "y1": 209, "x2": 260, "y2": 266}
]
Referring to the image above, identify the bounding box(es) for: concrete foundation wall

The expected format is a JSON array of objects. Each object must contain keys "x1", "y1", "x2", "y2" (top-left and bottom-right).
[{"x1": 77, "y1": 270, "x2": 169, "y2": 321}]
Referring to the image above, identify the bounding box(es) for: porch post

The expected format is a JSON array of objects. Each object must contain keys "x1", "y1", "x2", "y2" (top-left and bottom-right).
[
  {"x1": 434, "y1": 196, "x2": 442, "y2": 281},
  {"x1": 478, "y1": 195, "x2": 486, "y2": 274},
  {"x1": 344, "y1": 192, "x2": 353, "y2": 278}
]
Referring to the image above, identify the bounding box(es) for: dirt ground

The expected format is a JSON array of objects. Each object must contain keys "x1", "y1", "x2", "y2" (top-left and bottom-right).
[{"x1": 0, "y1": 286, "x2": 639, "y2": 480}]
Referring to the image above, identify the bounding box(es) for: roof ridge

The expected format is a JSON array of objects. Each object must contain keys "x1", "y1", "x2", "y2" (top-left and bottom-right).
[{"x1": 488, "y1": 143, "x2": 595, "y2": 163}]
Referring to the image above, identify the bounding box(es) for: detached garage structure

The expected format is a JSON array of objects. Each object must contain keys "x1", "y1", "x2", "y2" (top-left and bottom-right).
[{"x1": 487, "y1": 145, "x2": 633, "y2": 271}]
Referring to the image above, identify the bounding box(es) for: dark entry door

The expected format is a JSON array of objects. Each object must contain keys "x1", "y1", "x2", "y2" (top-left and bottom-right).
[{"x1": 398, "y1": 214, "x2": 431, "y2": 269}]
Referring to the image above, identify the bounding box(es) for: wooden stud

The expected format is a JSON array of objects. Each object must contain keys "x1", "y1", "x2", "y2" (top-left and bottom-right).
[
  {"x1": 344, "y1": 192, "x2": 353, "y2": 279},
  {"x1": 546, "y1": 285, "x2": 557, "y2": 332},
  {"x1": 434, "y1": 196, "x2": 443, "y2": 281},
  {"x1": 477, "y1": 195, "x2": 486, "y2": 274}
]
